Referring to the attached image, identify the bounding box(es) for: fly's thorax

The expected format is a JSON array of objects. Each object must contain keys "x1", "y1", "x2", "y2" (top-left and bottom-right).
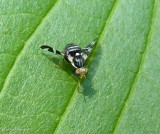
[{"x1": 65, "y1": 44, "x2": 82, "y2": 57}]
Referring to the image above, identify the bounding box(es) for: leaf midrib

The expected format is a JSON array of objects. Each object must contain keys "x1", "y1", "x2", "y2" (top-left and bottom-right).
[{"x1": 0, "y1": 0, "x2": 59, "y2": 93}]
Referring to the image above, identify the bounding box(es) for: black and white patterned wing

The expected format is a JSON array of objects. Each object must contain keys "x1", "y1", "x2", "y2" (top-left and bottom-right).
[
  {"x1": 82, "y1": 39, "x2": 96, "y2": 60},
  {"x1": 40, "y1": 45, "x2": 64, "y2": 56}
]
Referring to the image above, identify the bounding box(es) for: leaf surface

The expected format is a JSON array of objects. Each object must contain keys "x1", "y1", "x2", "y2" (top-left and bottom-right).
[{"x1": 0, "y1": 0, "x2": 160, "y2": 133}]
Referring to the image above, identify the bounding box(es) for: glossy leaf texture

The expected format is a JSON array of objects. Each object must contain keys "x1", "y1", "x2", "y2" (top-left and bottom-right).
[{"x1": 0, "y1": 0, "x2": 160, "y2": 133}]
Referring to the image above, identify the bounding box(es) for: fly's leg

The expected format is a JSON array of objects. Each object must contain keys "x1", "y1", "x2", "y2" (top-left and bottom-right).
[{"x1": 71, "y1": 69, "x2": 83, "y2": 93}]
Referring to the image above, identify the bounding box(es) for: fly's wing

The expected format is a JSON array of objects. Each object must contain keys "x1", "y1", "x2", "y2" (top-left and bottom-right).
[
  {"x1": 40, "y1": 45, "x2": 64, "y2": 56},
  {"x1": 82, "y1": 39, "x2": 96, "y2": 60}
]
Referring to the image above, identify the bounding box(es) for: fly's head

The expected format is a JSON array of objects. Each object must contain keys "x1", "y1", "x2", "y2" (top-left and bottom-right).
[{"x1": 75, "y1": 67, "x2": 88, "y2": 79}]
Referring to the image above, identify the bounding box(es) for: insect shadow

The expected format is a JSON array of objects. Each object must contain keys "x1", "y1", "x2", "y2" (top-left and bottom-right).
[
  {"x1": 40, "y1": 50, "x2": 73, "y2": 74},
  {"x1": 81, "y1": 45, "x2": 102, "y2": 98}
]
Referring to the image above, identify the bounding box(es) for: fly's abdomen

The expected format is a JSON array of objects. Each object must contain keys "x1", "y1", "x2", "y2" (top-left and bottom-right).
[{"x1": 73, "y1": 56, "x2": 84, "y2": 68}]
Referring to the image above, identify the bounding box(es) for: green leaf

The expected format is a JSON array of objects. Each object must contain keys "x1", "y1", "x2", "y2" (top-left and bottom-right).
[{"x1": 0, "y1": 0, "x2": 160, "y2": 134}]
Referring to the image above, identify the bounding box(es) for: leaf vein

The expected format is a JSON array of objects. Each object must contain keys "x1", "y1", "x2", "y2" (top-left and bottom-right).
[
  {"x1": 0, "y1": 0, "x2": 59, "y2": 93},
  {"x1": 112, "y1": 0, "x2": 157, "y2": 133}
]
